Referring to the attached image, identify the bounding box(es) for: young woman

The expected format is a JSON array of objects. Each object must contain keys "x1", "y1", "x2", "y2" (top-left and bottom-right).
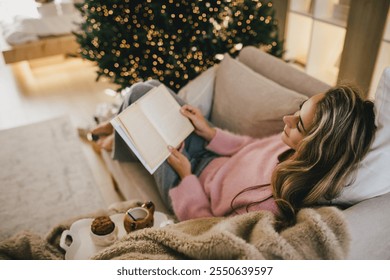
[{"x1": 92, "y1": 80, "x2": 376, "y2": 228}]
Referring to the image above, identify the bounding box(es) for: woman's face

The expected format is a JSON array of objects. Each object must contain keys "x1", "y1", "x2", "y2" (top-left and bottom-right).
[{"x1": 281, "y1": 93, "x2": 325, "y2": 150}]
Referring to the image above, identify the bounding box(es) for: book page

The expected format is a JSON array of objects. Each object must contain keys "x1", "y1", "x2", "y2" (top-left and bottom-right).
[
  {"x1": 139, "y1": 85, "x2": 194, "y2": 148},
  {"x1": 114, "y1": 103, "x2": 169, "y2": 173}
]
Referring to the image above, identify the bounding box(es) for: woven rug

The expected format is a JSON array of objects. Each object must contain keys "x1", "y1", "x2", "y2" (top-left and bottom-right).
[{"x1": 0, "y1": 116, "x2": 105, "y2": 240}]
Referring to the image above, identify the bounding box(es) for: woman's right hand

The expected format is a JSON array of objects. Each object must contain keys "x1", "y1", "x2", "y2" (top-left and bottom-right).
[
  {"x1": 167, "y1": 145, "x2": 192, "y2": 179},
  {"x1": 180, "y1": 104, "x2": 216, "y2": 141}
]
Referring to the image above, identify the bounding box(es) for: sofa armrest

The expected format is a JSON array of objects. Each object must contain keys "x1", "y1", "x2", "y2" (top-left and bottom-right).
[
  {"x1": 101, "y1": 150, "x2": 169, "y2": 214},
  {"x1": 343, "y1": 192, "x2": 390, "y2": 259},
  {"x1": 238, "y1": 46, "x2": 331, "y2": 97}
]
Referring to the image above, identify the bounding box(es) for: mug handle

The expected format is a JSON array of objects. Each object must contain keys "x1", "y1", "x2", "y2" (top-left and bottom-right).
[{"x1": 59, "y1": 230, "x2": 72, "y2": 251}]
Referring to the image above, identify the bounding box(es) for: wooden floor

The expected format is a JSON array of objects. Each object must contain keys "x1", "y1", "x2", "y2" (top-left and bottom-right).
[{"x1": 0, "y1": 54, "x2": 124, "y2": 207}]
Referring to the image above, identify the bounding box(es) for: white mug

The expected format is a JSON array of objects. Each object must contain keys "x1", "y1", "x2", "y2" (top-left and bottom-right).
[{"x1": 90, "y1": 226, "x2": 118, "y2": 247}]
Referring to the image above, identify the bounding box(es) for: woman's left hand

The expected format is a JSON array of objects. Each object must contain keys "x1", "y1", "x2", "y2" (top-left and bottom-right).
[
  {"x1": 180, "y1": 105, "x2": 216, "y2": 141},
  {"x1": 167, "y1": 145, "x2": 192, "y2": 179}
]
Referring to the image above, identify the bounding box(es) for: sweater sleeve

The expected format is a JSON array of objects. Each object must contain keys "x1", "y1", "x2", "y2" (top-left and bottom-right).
[
  {"x1": 206, "y1": 128, "x2": 256, "y2": 156},
  {"x1": 168, "y1": 175, "x2": 213, "y2": 221}
]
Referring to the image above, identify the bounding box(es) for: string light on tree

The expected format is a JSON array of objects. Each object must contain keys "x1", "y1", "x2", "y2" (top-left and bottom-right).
[{"x1": 74, "y1": 0, "x2": 282, "y2": 91}]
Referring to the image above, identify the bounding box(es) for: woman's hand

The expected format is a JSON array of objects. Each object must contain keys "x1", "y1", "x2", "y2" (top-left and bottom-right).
[
  {"x1": 180, "y1": 104, "x2": 216, "y2": 141},
  {"x1": 167, "y1": 145, "x2": 192, "y2": 179}
]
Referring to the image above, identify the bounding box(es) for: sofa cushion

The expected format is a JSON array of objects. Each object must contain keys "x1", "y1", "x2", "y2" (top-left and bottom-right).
[
  {"x1": 178, "y1": 65, "x2": 217, "y2": 118},
  {"x1": 238, "y1": 46, "x2": 331, "y2": 97},
  {"x1": 334, "y1": 67, "x2": 390, "y2": 205},
  {"x1": 211, "y1": 53, "x2": 308, "y2": 139}
]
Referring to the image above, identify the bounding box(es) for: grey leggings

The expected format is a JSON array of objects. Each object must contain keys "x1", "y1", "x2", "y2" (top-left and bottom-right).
[{"x1": 112, "y1": 80, "x2": 217, "y2": 212}]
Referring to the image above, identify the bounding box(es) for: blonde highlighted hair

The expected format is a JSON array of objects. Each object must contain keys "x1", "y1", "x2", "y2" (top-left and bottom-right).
[{"x1": 272, "y1": 85, "x2": 376, "y2": 229}]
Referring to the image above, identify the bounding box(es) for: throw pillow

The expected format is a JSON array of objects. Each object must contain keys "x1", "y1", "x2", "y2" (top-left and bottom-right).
[
  {"x1": 333, "y1": 67, "x2": 390, "y2": 205},
  {"x1": 210, "y1": 53, "x2": 308, "y2": 139},
  {"x1": 177, "y1": 65, "x2": 217, "y2": 118}
]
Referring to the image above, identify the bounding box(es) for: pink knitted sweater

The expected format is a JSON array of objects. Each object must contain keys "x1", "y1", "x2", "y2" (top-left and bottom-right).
[{"x1": 169, "y1": 128, "x2": 289, "y2": 221}]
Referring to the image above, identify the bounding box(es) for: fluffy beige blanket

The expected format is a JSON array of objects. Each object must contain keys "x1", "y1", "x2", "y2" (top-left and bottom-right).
[{"x1": 0, "y1": 201, "x2": 349, "y2": 260}]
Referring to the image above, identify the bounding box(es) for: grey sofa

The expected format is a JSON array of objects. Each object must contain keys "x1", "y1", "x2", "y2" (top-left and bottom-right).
[{"x1": 102, "y1": 46, "x2": 390, "y2": 260}]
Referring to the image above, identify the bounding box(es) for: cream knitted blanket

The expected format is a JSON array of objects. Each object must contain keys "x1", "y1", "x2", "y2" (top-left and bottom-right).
[{"x1": 0, "y1": 202, "x2": 349, "y2": 260}]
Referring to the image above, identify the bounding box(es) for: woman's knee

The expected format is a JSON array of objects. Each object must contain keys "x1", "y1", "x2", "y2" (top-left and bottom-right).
[
  {"x1": 145, "y1": 79, "x2": 162, "y2": 87},
  {"x1": 128, "y1": 81, "x2": 159, "y2": 103}
]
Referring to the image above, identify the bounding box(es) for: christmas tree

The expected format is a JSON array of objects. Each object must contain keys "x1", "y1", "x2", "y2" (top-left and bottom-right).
[{"x1": 74, "y1": 0, "x2": 283, "y2": 91}]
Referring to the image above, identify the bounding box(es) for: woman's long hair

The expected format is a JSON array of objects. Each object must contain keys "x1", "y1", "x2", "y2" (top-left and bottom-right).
[{"x1": 272, "y1": 85, "x2": 377, "y2": 229}]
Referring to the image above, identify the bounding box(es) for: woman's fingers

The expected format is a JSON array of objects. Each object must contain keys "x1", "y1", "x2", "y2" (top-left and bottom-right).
[
  {"x1": 177, "y1": 141, "x2": 185, "y2": 152},
  {"x1": 179, "y1": 105, "x2": 215, "y2": 141},
  {"x1": 167, "y1": 146, "x2": 182, "y2": 169},
  {"x1": 167, "y1": 145, "x2": 192, "y2": 179},
  {"x1": 167, "y1": 146, "x2": 180, "y2": 161},
  {"x1": 180, "y1": 105, "x2": 200, "y2": 119}
]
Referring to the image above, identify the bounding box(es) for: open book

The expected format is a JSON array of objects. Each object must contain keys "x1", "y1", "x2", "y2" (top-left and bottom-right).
[{"x1": 110, "y1": 85, "x2": 194, "y2": 174}]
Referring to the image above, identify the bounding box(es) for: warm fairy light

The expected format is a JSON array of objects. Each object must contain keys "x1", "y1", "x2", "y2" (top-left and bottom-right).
[
  {"x1": 235, "y1": 43, "x2": 243, "y2": 50},
  {"x1": 74, "y1": 0, "x2": 282, "y2": 91}
]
